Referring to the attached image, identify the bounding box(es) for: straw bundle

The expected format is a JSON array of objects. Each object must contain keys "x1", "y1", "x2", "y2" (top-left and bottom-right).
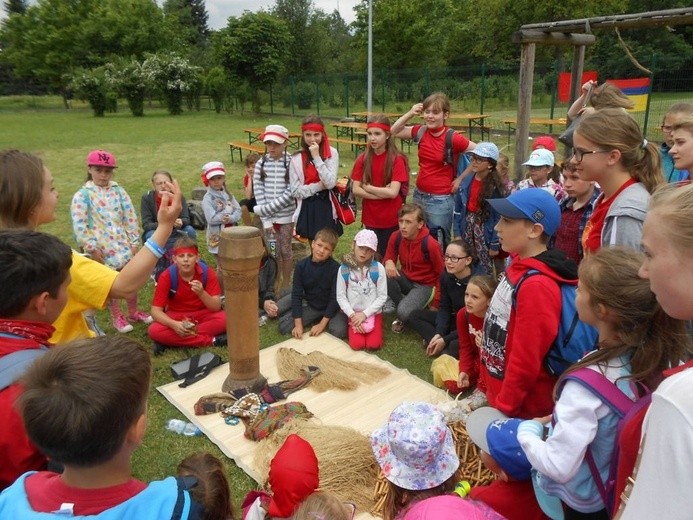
[
  {"x1": 276, "y1": 347, "x2": 390, "y2": 392},
  {"x1": 253, "y1": 420, "x2": 380, "y2": 514}
]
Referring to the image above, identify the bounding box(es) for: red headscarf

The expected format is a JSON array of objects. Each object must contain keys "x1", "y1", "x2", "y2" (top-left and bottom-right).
[
  {"x1": 301, "y1": 122, "x2": 332, "y2": 185},
  {"x1": 267, "y1": 434, "x2": 319, "y2": 517}
]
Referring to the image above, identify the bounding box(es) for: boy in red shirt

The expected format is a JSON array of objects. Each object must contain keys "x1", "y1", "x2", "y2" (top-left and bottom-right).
[
  {"x1": 0, "y1": 336, "x2": 203, "y2": 518},
  {"x1": 383, "y1": 203, "x2": 444, "y2": 333},
  {"x1": 148, "y1": 236, "x2": 226, "y2": 352},
  {"x1": 482, "y1": 189, "x2": 578, "y2": 419},
  {"x1": 0, "y1": 230, "x2": 72, "y2": 491}
]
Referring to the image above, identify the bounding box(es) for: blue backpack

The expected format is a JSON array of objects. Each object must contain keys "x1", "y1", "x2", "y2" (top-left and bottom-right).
[
  {"x1": 168, "y1": 262, "x2": 209, "y2": 299},
  {"x1": 340, "y1": 261, "x2": 380, "y2": 286},
  {"x1": 512, "y1": 269, "x2": 598, "y2": 376}
]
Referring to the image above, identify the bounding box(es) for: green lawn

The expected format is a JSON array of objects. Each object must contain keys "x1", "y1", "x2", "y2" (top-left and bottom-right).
[{"x1": 1, "y1": 105, "x2": 435, "y2": 507}]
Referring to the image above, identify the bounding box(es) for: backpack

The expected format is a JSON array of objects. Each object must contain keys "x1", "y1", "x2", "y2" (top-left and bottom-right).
[
  {"x1": 168, "y1": 261, "x2": 209, "y2": 299},
  {"x1": 557, "y1": 367, "x2": 651, "y2": 516},
  {"x1": 330, "y1": 177, "x2": 357, "y2": 226},
  {"x1": 512, "y1": 269, "x2": 599, "y2": 376},
  {"x1": 188, "y1": 202, "x2": 207, "y2": 230},
  {"x1": 0, "y1": 347, "x2": 48, "y2": 391},
  {"x1": 0, "y1": 473, "x2": 203, "y2": 519},
  {"x1": 394, "y1": 232, "x2": 431, "y2": 263},
  {"x1": 413, "y1": 126, "x2": 457, "y2": 167},
  {"x1": 340, "y1": 261, "x2": 380, "y2": 286}
]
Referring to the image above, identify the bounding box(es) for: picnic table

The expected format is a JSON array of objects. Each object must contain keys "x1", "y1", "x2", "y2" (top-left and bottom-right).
[
  {"x1": 350, "y1": 111, "x2": 404, "y2": 123},
  {"x1": 242, "y1": 127, "x2": 302, "y2": 150},
  {"x1": 502, "y1": 117, "x2": 567, "y2": 146},
  {"x1": 447, "y1": 113, "x2": 490, "y2": 141}
]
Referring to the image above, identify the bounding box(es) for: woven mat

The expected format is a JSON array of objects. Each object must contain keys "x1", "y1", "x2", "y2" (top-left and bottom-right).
[{"x1": 157, "y1": 334, "x2": 450, "y2": 519}]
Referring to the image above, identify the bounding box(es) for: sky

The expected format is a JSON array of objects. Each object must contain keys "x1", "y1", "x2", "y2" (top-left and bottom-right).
[
  {"x1": 204, "y1": 0, "x2": 360, "y2": 29},
  {"x1": 1, "y1": 1, "x2": 362, "y2": 30}
]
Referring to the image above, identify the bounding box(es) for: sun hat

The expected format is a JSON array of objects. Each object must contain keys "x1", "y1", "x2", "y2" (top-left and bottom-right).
[
  {"x1": 522, "y1": 148, "x2": 555, "y2": 167},
  {"x1": 466, "y1": 407, "x2": 532, "y2": 481},
  {"x1": 470, "y1": 142, "x2": 499, "y2": 162},
  {"x1": 487, "y1": 188, "x2": 561, "y2": 236},
  {"x1": 532, "y1": 135, "x2": 557, "y2": 152},
  {"x1": 86, "y1": 150, "x2": 117, "y2": 168},
  {"x1": 201, "y1": 161, "x2": 226, "y2": 180},
  {"x1": 267, "y1": 434, "x2": 319, "y2": 517},
  {"x1": 261, "y1": 124, "x2": 290, "y2": 144},
  {"x1": 370, "y1": 402, "x2": 459, "y2": 491},
  {"x1": 354, "y1": 229, "x2": 378, "y2": 252}
]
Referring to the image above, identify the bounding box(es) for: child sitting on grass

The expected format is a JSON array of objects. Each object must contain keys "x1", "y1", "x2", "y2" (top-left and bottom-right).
[
  {"x1": 336, "y1": 229, "x2": 388, "y2": 350},
  {"x1": 277, "y1": 227, "x2": 347, "y2": 339},
  {"x1": 148, "y1": 236, "x2": 226, "y2": 353},
  {"x1": 0, "y1": 230, "x2": 72, "y2": 491},
  {"x1": 0, "y1": 336, "x2": 205, "y2": 518}
]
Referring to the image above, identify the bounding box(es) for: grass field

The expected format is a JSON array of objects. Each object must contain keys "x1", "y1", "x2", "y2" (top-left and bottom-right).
[
  {"x1": 1, "y1": 90, "x2": 689, "y2": 507},
  {"x1": 0, "y1": 104, "x2": 438, "y2": 507}
]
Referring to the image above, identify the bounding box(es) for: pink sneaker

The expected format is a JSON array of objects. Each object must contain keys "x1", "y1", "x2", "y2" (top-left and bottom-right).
[
  {"x1": 129, "y1": 311, "x2": 153, "y2": 325},
  {"x1": 113, "y1": 315, "x2": 134, "y2": 333}
]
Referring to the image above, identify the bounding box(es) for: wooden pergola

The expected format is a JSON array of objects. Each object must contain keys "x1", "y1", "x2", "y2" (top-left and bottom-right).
[{"x1": 512, "y1": 7, "x2": 693, "y2": 176}]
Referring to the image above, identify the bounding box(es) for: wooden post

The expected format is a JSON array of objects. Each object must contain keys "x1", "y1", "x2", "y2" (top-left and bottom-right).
[
  {"x1": 217, "y1": 226, "x2": 267, "y2": 393},
  {"x1": 568, "y1": 45, "x2": 586, "y2": 110},
  {"x1": 514, "y1": 42, "x2": 535, "y2": 180}
]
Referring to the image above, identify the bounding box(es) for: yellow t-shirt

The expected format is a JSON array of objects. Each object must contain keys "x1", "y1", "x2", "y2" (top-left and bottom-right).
[{"x1": 50, "y1": 251, "x2": 118, "y2": 344}]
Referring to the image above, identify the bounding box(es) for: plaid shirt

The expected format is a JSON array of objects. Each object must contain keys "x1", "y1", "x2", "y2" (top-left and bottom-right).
[{"x1": 552, "y1": 189, "x2": 601, "y2": 263}]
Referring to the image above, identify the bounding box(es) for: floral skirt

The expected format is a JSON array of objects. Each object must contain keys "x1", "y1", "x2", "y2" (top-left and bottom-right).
[{"x1": 463, "y1": 211, "x2": 493, "y2": 275}]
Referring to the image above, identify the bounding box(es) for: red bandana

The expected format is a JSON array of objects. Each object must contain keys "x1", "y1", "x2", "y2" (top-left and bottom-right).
[{"x1": 0, "y1": 320, "x2": 55, "y2": 346}]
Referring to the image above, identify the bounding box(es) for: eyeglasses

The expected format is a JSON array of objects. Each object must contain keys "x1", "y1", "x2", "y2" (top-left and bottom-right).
[
  {"x1": 571, "y1": 148, "x2": 611, "y2": 163},
  {"x1": 661, "y1": 124, "x2": 673, "y2": 132},
  {"x1": 444, "y1": 254, "x2": 470, "y2": 263},
  {"x1": 469, "y1": 154, "x2": 489, "y2": 162}
]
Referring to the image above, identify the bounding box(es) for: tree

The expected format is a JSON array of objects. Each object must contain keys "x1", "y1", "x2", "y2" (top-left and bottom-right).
[
  {"x1": 272, "y1": 0, "x2": 314, "y2": 74},
  {"x1": 3, "y1": 0, "x2": 27, "y2": 15},
  {"x1": 144, "y1": 52, "x2": 201, "y2": 115},
  {"x1": 214, "y1": 12, "x2": 292, "y2": 112},
  {"x1": 163, "y1": 0, "x2": 209, "y2": 48},
  {"x1": 0, "y1": 0, "x2": 169, "y2": 103}
]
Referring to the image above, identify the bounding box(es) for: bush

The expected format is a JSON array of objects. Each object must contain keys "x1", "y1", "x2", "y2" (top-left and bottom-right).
[
  {"x1": 204, "y1": 67, "x2": 230, "y2": 114},
  {"x1": 70, "y1": 68, "x2": 113, "y2": 117},
  {"x1": 294, "y1": 81, "x2": 314, "y2": 109}
]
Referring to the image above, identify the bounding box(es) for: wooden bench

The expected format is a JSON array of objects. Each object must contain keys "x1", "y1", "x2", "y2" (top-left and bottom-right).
[
  {"x1": 228, "y1": 141, "x2": 264, "y2": 162},
  {"x1": 331, "y1": 138, "x2": 368, "y2": 157}
]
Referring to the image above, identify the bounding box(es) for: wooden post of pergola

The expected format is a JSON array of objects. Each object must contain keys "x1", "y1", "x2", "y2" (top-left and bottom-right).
[{"x1": 511, "y1": 7, "x2": 693, "y2": 179}]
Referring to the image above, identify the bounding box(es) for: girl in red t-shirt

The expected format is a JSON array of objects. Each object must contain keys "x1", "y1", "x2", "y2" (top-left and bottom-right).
[
  {"x1": 456, "y1": 274, "x2": 497, "y2": 409},
  {"x1": 351, "y1": 114, "x2": 410, "y2": 257},
  {"x1": 573, "y1": 108, "x2": 663, "y2": 255},
  {"x1": 391, "y1": 92, "x2": 475, "y2": 248}
]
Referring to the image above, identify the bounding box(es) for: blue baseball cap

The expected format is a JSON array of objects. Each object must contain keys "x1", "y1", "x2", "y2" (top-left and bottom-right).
[
  {"x1": 466, "y1": 407, "x2": 532, "y2": 481},
  {"x1": 487, "y1": 189, "x2": 561, "y2": 236}
]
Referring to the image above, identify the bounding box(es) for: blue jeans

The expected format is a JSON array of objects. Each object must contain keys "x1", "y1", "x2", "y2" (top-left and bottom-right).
[{"x1": 413, "y1": 188, "x2": 454, "y2": 248}]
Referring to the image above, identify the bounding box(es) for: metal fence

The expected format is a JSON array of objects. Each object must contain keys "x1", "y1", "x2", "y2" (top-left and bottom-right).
[{"x1": 259, "y1": 60, "x2": 693, "y2": 140}]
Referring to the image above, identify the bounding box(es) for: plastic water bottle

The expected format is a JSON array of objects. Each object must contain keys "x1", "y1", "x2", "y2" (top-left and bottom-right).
[
  {"x1": 166, "y1": 419, "x2": 201, "y2": 437},
  {"x1": 268, "y1": 234, "x2": 277, "y2": 257},
  {"x1": 258, "y1": 315, "x2": 268, "y2": 327}
]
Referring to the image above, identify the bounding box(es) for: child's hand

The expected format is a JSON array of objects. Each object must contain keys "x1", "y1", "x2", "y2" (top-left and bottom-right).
[
  {"x1": 426, "y1": 335, "x2": 445, "y2": 357},
  {"x1": 292, "y1": 324, "x2": 304, "y2": 339},
  {"x1": 384, "y1": 260, "x2": 399, "y2": 278},
  {"x1": 174, "y1": 320, "x2": 196, "y2": 336},
  {"x1": 457, "y1": 372, "x2": 470, "y2": 389},
  {"x1": 189, "y1": 280, "x2": 204, "y2": 295},
  {"x1": 309, "y1": 321, "x2": 326, "y2": 336},
  {"x1": 264, "y1": 300, "x2": 278, "y2": 318},
  {"x1": 410, "y1": 103, "x2": 423, "y2": 116},
  {"x1": 308, "y1": 142, "x2": 320, "y2": 160},
  {"x1": 350, "y1": 311, "x2": 366, "y2": 327},
  {"x1": 581, "y1": 80, "x2": 596, "y2": 95},
  {"x1": 222, "y1": 214, "x2": 231, "y2": 224},
  {"x1": 88, "y1": 249, "x2": 104, "y2": 263},
  {"x1": 174, "y1": 218, "x2": 183, "y2": 229}
]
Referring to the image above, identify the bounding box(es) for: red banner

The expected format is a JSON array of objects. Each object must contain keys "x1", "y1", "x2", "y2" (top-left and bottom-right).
[{"x1": 558, "y1": 71, "x2": 598, "y2": 103}]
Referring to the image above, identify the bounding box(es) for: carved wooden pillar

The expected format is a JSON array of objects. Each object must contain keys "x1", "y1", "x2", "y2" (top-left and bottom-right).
[{"x1": 217, "y1": 226, "x2": 267, "y2": 392}]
